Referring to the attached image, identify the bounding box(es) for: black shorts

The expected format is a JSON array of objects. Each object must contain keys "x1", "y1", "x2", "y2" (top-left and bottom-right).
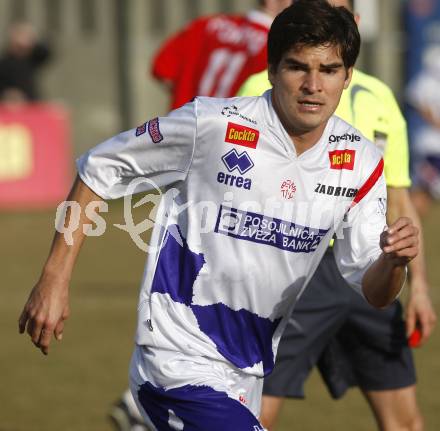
[{"x1": 264, "y1": 248, "x2": 416, "y2": 399}]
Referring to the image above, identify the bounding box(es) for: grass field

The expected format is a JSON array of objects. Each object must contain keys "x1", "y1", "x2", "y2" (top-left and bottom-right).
[{"x1": 1, "y1": 201, "x2": 439, "y2": 431}]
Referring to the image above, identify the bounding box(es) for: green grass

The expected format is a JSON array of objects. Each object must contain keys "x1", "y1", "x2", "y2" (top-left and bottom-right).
[{"x1": 1, "y1": 202, "x2": 439, "y2": 430}]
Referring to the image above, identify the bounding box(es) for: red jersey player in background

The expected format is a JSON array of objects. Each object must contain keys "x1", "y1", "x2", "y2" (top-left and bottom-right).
[{"x1": 151, "y1": 0, "x2": 292, "y2": 110}]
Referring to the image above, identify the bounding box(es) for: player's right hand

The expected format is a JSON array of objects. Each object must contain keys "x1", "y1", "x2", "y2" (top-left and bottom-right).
[{"x1": 18, "y1": 274, "x2": 70, "y2": 355}]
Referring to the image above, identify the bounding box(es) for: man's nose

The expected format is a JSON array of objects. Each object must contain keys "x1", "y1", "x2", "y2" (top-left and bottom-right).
[{"x1": 302, "y1": 71, "x2": 322, "y2": 93}]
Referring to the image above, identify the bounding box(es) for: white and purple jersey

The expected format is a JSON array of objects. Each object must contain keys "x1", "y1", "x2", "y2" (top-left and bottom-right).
[{"x1": 77, "y1": 91, "x2": 386, "y2": 380}]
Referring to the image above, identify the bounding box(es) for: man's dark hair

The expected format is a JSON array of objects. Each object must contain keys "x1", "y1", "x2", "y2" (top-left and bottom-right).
[{"x1": 268, "y1": 0, "x2": 360, "y2": 71}]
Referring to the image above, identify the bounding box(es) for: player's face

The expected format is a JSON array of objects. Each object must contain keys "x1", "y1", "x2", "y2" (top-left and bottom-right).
[{"x1": 269, "y1": 44, "x2": 352, "y2": 138}]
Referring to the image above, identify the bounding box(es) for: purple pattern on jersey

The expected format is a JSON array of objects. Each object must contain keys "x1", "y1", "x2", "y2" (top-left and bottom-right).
[
  {"x1": 137, "y1": 381, "x2": 263, "y2": 430},
  {"x1": 151, "y1": 226, "x2": 205, "y2": 306},
  {"x1": 192, "y1": 303, "x2": 281, "y2": 375},
  {"x1": 151, "y1": 225, "x2": 280, "y2": 373}
]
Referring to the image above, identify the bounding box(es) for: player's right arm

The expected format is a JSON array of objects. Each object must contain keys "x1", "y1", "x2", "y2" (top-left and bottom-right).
[
  {"x1": 18, "y1": 176, "x2": 102, "y2": 355},
  {"x1": 19, "y1": 102, "x2": 198, "y2": 356}
]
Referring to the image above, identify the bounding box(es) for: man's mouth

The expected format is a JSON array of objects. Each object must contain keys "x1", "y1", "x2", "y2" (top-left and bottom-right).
[{"x1": 298, "y1": 100, "x2": 323, "y2": 107}]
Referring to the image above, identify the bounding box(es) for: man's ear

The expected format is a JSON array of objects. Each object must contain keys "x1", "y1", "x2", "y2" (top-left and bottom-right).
[{"x1": 344, "y1": 67, "x2": 353, "y2": 89}]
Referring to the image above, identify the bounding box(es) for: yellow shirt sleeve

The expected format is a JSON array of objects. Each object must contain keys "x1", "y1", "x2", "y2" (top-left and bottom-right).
[
  {"x1": 237, "y1": 71, "x2": 271, "y2": 97},
  {"x1": 336, "y1": 71, "x2": 411, "y2": 188}
]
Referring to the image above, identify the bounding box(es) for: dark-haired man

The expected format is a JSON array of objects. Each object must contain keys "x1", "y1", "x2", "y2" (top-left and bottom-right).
[
  {"x1": 239, "y1": 1, "x2": 436, "y2": 430},
  {"x1": 19, "y1": 1, "x2": 418, "y2": 428}
]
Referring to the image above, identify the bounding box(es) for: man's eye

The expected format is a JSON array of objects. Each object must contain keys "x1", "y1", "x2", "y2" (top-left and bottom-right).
[
  {"x1": 289, "y1": 65, "x2": 305, "y2": 71},
  {"x1": 322, "y1": 68, "x2": 337, "y2": 74}
]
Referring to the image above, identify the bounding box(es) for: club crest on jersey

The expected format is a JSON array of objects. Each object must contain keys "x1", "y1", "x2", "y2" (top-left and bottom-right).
[
  {"x1": 329, "y1": 150, "x2": 355, "y2": 170},
  {"x1": 147, "y1": 117, "x2": 163, "y2": 143},
  {"x1": 217, "y1": 149, "x2": 253, "y2": 190},
  {"x1": 281, "y1": 180, "x2": 296, "y2": 200},
  {"x1": 225, "y1": 122, "x2": 259, "y2": 149}
]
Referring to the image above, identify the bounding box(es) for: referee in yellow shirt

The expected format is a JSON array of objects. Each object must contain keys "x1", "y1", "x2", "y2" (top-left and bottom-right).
[{"x1": 238, "y1": 1, "x2": 437, "y2": 430}]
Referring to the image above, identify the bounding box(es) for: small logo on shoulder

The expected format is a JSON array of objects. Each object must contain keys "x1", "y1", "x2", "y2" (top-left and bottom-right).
[
  {"x1": 135, "y1": 122, "x2": 147, "y2": 137},
  {"x1": 329, "y1": 150, "x2": 355, "y2": 170},
  {"x1": 221, "y1": 106, "x2": 257, "y2": 125}
]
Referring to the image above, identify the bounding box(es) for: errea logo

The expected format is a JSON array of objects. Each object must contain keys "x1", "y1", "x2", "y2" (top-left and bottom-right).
[
  {"x1": 217, "y1": 149, "x2": 253, "y2": 190},
  {"x1": 222, "y1": 149, "x2": 254, "y2": 174}
]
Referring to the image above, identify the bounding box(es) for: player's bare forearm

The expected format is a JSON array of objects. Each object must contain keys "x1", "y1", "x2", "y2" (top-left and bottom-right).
[
  {"x1": 363, "y1": 254, "x2": 407, "y2": 308},
  {"x1": 362, "y1": 217, "x2": 418, "y2": 308},
  {"x1": 18, "y1": 176, "x2": 103, "y2": 355},
  {"x1": 43, "y1": 176, "x2": 102, "y2": 280}
]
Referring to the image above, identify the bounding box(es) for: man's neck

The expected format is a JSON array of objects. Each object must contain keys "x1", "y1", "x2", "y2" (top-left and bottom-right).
[
  {"x1": 271, "y1": 92, "x2": 328, "y2": 156},
  {"x1": 289, "y1": 126, "x2": 327, "y2": 156}
]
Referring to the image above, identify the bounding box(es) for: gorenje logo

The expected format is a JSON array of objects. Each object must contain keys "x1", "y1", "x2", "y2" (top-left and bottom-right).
[
  {"x1": 225, "y1": 122, "x2": 259, "y2": 149},
  {"x1": 329, "y1": 150, "x2": 355, "y2": 170},
  {"x1": 329, "y1": 133, "x2": 361, "y2": 143},
  {"x1": 315, "y1": 183, "x2": 358, "y2": 198},
  {"x1": 217, "y1": 149, "x2": 253, "y2": 190}
]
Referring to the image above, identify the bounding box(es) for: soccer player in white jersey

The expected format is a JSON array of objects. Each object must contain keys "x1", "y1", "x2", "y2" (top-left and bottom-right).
[{"x1": 18, "y1": 1, "x2": 419, "y2": 429}]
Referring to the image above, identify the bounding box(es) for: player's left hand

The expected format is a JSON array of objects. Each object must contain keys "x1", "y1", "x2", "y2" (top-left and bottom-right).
[
  {"x1": 380, "y1": 217, "x2": 419, "y2": 265},
  {"x1": 405, "y1": 281, "x2": 437, "y2": 346}
]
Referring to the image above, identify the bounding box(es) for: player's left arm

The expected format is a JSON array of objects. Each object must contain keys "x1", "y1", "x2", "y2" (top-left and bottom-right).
[
  {"x1": 387, "y1": 187, "x2": 437, "y2": 344},
  {"x1": 334, "y1": 159, "x2": 415, "y2": 309}
]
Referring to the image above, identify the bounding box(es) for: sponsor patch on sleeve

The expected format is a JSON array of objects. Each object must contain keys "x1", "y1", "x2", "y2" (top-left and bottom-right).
[
  {"x1": 135, "y1": 122, "x2": 147, "y2": 136},
  {"x1": 225, "y1": 122, "x2": 259, "y2": 149},
  {"x1": 148, "y1": 117, "x2": 163, "y2": 143},
  {"x1": 329, "y1": 150, "x2": 355, "y2": 170}
]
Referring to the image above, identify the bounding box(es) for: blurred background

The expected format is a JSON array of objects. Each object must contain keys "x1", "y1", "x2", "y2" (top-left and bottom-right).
[{"x1": 0, "y1": 0, "x2": 439, "y2": 430}]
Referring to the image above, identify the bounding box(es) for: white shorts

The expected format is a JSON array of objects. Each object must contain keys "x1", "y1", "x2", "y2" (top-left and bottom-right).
[{"x1": 129, "y1": 345, "x2": 265, "y2": 430}]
